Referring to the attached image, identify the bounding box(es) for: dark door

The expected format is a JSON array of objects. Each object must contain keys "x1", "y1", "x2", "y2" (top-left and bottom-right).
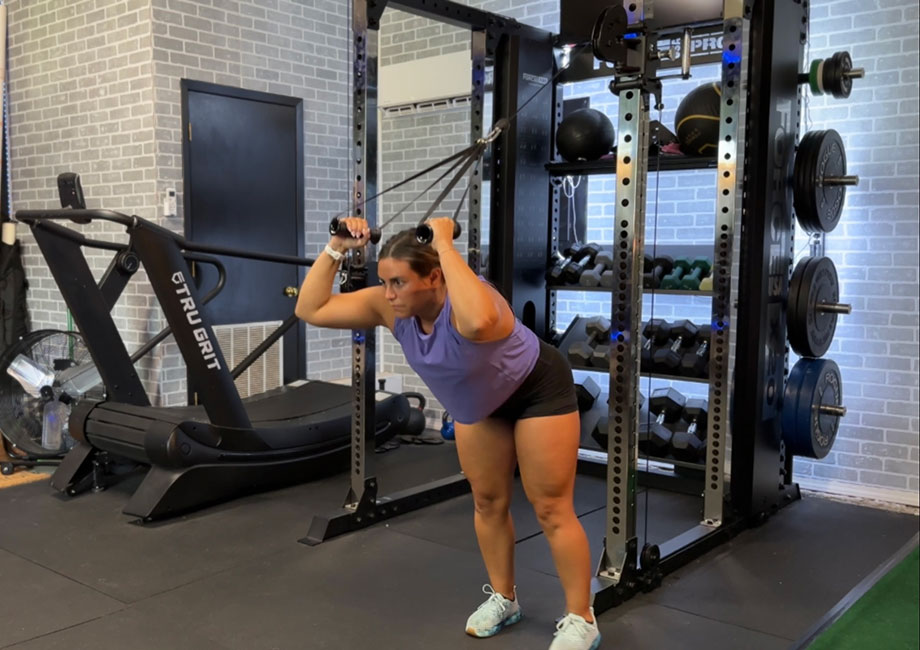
[{"x1": 182, "y1": 80, "x2": 305, "y2": 386}]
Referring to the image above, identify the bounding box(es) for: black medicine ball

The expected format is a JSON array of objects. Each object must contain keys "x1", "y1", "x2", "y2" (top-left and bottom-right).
[
  {"x1": 674, "y1": 82, "x2": 722, "y2": 156},
  {"x1": 556, "y1": 108, "x2": 615, "y2": 162}
]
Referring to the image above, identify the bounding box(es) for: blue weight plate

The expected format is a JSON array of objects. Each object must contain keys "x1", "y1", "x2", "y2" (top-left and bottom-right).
[
  {"x1": 784, "y1": 358, "x2": 843, "y2": 458},
  {"x1": 808, "y1": 358, "x2": 842, "y2": 459},
  {"x1": 782, "y1": 358, "x2": 809, "y2": 453}
]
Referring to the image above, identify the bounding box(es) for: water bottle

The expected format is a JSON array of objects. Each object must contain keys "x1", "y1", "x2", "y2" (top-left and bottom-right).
[
  {"x1": 42, "y1": 399, "x2": 68, "y2": 451},
  {"x1": 6, "y1": 354, "x2": 54, "y2": 397}
]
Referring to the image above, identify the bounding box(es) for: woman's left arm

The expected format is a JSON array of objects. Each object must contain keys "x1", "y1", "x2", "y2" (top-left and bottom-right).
[{"x1": 429, "y1": 218, "x2": 515, "y2": 341}]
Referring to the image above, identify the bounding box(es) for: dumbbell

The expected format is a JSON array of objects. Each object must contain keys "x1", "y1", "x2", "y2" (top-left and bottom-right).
[
  {"x1": 640, "y1": 319, "x2": 672, "y2": 373},
  {"x1": 680, "y1": 324, "x2": 712, "y2": 377},
  {"x1": 699, "y1": 275, "x2": 713, "y2": 291},
  {"x1": 639, "y1": 387, "x2": 685, "y2": 456},
  {"x1": 643, "y1": 255, "x2": 675, "y2": 289},
  {"x1": 575, "y1": 376, "x2": 601, "y2": 412},
  {"x1": 653, "y1": 320, "x2": 700, "y2": 373},
  {"x1": 563, "y1": 243, "x2": 602, "y2": 284},
  {"x1": 671, "y1": 399, "x2": 708, "y2": 462},
  {"x1": 567, "y1": 316, "x2": 611, "y2": 366},
  {"x1": 680, "y1": 257, "x2": 712, "y2": 291},
  {"x1": 546, "y1": 243, "x2": 590, "y2": 283},
  {"x1": 579, "y1": 249, "x2": 612, "y2": 287},
  {"x1": 660, "y1": 257, "x2": 692, "y2": 289},
  {"x1": 591, "y1": 391, "x2": 647, "y2": 449}
]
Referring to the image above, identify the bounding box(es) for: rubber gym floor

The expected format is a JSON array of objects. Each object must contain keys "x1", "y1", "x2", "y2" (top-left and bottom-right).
[{"x1": 0, "y1": 442, "x2": 917, "y2": 649}]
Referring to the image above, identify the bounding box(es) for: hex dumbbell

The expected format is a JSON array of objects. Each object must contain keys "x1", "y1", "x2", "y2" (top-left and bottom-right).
[
  {"x1": 639, "y1": 387, "x2": 685, "y2": 456},
  {"x1": 671, "y1": 399, "x2": 708, "y2": 462},
  {"x1": 567, "y1": 316, "x2": 611, "y2": 366},
  {"x1": 680, "y1": 257, "x2": 712, "y2": 291},
  {"x1": 546, "y1": 243, "x2": 589, "y2": 283},
  {"x1": 660, "y1": 257, "x2": 692, "y2": 289},
  {"x1": 680, "y1": 324, "x2": 712, "y2": 378},
  {"x1": 563, "y1": 243, "x2": 602, "y2": 284},
  {"x1": 641, "y1": 319, "x2": 672, "y2": 373},
  {"x1": 644, "y1": 255, "x2": 675, "y2": 290},
  {"x1": 653, "y1": 320, "x2": 700, "y2": 373},
  {"x1": 591, "y1": 391, "x2": 647, "y2": 449},
  {"x1": 580, "y1": 249, "x2": 612, "y2": 287}
]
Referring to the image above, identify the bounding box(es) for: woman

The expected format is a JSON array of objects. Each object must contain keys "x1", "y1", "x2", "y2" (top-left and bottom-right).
[{"x1": 295, "y1": 217, "x2": 601, "y2": 650}]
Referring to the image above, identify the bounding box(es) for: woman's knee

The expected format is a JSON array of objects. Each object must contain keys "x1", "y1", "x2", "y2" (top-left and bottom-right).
[
  {"x1": 470, "y1": 486, "x2": 512, "y2": 518},
  {"x1": 529, "y1": 495, "x2": 574, "y2": 530}
]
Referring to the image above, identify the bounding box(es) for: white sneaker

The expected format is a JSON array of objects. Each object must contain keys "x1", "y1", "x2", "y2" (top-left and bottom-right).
[
  {"x1": 465, "y1": 585, "x2": 522, "y2": 637},
  {"x1": 549, "y1": 608, "x2": 601, "y2": 650}
]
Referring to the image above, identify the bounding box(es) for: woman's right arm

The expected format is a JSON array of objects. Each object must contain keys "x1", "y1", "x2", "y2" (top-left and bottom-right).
[{"x1": 294, "y1": 218, "x2": 393, "y2": 331}]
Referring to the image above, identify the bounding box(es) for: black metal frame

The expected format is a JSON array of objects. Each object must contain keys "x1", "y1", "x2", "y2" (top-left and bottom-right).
[
  {"x1": 523, "y1": 0, "x2": 805, "y2": 613},
  {"x1": 301, "y1": 0, "x2": 558, "y2": 545},
  {"x1": 303, "y1": 0, "x2": 812, "y2": 618}
]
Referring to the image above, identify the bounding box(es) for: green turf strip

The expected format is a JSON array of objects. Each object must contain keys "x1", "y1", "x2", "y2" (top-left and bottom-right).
[{"x1": 808, "y1": 546, "x2": 919, "y2": 650}]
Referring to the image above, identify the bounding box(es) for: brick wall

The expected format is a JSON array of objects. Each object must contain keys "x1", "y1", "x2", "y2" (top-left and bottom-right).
[
  {"x1": 7, "y1": 0, "x2": 161, "y2": 394},
  {"x1": 7, "y1": 0, "x2": 353, "y2": 407},
  {"x1": 148, "y1": 0, "x2": 353, "y2": 403}
]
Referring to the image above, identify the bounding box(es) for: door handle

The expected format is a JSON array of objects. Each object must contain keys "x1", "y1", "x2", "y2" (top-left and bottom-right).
[{"x1": 284, "y1": 286, "x2": 299, "y2": 298}]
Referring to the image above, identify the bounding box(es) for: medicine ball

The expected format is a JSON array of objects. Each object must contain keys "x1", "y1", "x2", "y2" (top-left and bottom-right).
[
  {"x1": 556, "y1": 108, "x2": 615, "y2": 162},
  {"x1": 674, "y1": 82, "x2": 722, "y2": 156}
]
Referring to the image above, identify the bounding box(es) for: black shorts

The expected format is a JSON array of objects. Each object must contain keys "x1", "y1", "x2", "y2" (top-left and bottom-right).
[{"x1": 489, "y1": 340, "x2": 579, "y2": 422}]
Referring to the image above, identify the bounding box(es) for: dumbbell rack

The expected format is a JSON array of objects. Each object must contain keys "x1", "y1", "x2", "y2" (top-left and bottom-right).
[{"x1": 536, "y1": 0, "x2": 812, "y2": 611}]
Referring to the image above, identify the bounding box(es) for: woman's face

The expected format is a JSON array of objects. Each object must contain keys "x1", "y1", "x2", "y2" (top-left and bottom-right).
[{"x1": 378, "y1": 257, "x2": 443, "y2": 317}]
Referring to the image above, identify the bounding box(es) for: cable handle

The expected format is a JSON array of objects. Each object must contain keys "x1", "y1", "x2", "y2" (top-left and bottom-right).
[
  {"x1": 328, "y1": 218, "x2": 382, "y2": 245},
  {"x1": 415, "y1": 220, "x2": 462, "y2": 245}
]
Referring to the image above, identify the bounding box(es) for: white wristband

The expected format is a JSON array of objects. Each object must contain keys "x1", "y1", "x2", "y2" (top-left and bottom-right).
[{"x1": 324, "y1": 244, "x2": 345, "y2": 262}]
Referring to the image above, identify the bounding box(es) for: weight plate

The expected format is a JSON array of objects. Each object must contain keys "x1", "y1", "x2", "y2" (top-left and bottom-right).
[
  {"x1": 794, "y1": 130, "x2": 848, "y2": 233},
  {"x1": 802, "y1": 257, "x2": 841, "y2": 358},
  {"x1": 781, "y1": 359, "x2": 808, "y2": 452},
  {"x1": 808, "y1": 58, "x2": 824, "y2": 95},
  {"x1": 821, "y1": 52, "x2": 840, "y2": 99},
  {"x1": 783, "y1": 358, "x2": 843, "y2": 459},
  {"x1": 814, "y1": 129, "x2": 848, "y2": 233},
  {"x1": 787, "y1": 256, "x2": 813, "y2": 356},
  {"x1": 794, "y1": 132, "x2": 821, "y2": 232},
  {"x1": 788, "y1": 256, "x2": 841, "y2": 358},
  {"x1": 832, "y1": 51, "x2": 854, "y2": 98}
]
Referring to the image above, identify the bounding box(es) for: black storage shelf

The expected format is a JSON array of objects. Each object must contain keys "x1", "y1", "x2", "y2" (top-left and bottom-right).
[
  {"x1": 550, "y1": 285, "x2": 714, "y2": 297},
  {"x1": 546, "y1": 154, "x2": 718, "y2": 177},
  {"x1": 556, "y1": 315, "x2": 711, "y2": 385}
]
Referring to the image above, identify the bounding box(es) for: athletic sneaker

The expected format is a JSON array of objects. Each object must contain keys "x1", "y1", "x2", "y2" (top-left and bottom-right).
[
  {"x1": 464, "y1": 584, "x2": 522, "y2": 637},
  {"x1": 549, "y1": 608, "x2": 601, "y2": 650}
]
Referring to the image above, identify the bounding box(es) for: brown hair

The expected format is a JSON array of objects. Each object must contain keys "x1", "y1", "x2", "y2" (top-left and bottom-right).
[{"x1": 379, "y1": 228, "x2": 441, "y2": 277}]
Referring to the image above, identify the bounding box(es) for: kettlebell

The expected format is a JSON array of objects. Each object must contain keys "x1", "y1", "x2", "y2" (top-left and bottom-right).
[
  {"x1": 403, "y1": 392, "x2": 427, "y2": 436},
  {"x1": 441, "y1": 411, "x2": 455, "y2": 440}
]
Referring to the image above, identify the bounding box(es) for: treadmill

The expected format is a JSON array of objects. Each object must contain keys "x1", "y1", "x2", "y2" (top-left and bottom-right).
[{"x1": 15, "y1": 177, "x2": 409, "y2": 521}]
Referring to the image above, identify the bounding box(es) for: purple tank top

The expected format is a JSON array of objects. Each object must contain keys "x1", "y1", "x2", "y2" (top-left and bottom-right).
[{"x1": 392, "y1": 287, "x2": 540, "y2": 424}]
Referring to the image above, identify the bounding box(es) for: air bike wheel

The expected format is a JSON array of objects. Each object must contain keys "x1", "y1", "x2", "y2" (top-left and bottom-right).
[{"x1": 0, "y1": 330, "x2": 102, "y2": 460}]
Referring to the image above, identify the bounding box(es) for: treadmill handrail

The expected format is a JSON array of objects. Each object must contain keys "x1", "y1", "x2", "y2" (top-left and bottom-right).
[{"x1": 16, "y1": 209, "x2": 317, "y2": 267}]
